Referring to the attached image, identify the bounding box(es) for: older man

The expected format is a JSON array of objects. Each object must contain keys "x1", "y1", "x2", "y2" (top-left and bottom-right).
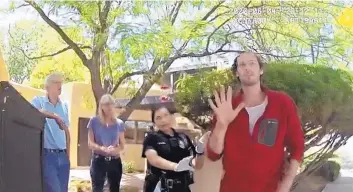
[{"x1": 31, "y1": 72, "x2": 70, "y2": 192}]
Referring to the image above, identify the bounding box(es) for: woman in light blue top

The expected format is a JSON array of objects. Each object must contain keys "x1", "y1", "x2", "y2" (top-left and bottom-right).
[{"x1": 87, "y1": 94, "x2": 126, "y2": 192}]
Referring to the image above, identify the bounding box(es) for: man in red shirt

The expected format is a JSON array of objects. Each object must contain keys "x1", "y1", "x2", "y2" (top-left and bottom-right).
[{"x1": 207, "y1": 52, "x2": 304, "y2": 192}]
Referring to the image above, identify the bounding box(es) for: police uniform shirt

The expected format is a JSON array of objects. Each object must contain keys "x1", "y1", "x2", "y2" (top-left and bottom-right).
[
  {"x1": 142, "y1": 128, "x2": 196, "y2": 176},
  {"x1": 143, "y1": 131, "x2": 162, "y2": 176}
]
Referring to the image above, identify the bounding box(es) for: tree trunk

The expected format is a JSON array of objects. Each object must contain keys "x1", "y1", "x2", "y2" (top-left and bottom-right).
[
  {"x1": 88, "y1": 58, "x2": 104, "y2": 114},
  {"x1": 118, "y1": 58, "x2": 176, "y2": 121},
  {"x1": 118, "y1": 79, "x2": 155, "y2": 121}
]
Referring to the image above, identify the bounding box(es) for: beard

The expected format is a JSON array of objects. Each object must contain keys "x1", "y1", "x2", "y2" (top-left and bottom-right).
[{"x1": 239, "y1": 76, "x2": 260, "y2": 87}]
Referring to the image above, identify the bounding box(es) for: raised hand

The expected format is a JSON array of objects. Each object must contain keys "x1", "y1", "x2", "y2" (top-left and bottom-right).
[{"x1": 208, "y1": 86, "x2": 245, "y2": 126}]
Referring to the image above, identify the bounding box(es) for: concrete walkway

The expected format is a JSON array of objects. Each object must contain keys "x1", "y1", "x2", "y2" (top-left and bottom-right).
[
  {"x1": 322, "y1": 170, "x2": 353, "y2": 192},
  {"x1": 322, "y1": 139, "x2": 353, "y2": 192}
]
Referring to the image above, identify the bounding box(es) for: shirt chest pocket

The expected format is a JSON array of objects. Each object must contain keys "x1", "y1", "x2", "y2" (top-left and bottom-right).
[
  {"x1": 257, "y1": 118, "x2": 279, "y2": 147},
  {"x1": 156, "y1": 141, "x2": 171, "y2": 154}
]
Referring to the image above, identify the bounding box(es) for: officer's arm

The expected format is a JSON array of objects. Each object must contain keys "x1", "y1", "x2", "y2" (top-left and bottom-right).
[
  {"x1": 192, "y1": 154, "x2": 205, "y2": 170},
  {"x1": 192, "y1": 132, "x2": 211, "y2": 169},
  {"x1": 142, "y1": 134, "x2": 178, "y2": 171},
  {"x1": 185, "y1": 134, "x2": 204, "y2": 170},
  {"x1": 145, "y1": 149, "x2": 178, "y2": 171}
]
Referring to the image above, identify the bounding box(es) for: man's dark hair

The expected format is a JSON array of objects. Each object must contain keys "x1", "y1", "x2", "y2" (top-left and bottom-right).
[
  {"x1": 231, "y1": 52, "x2": 265, "y2": 73},
  {"x1": 231, "y1": 52, "x2": 265, "y2": 82}
]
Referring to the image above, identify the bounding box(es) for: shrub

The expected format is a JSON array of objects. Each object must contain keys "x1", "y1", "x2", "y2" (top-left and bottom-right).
[
  {"x1": 123, "y1": 161, "x2": 135, "y2": 173},
  {"x1": 316, "y1": 154, "x2": 341, "y2": 182}
]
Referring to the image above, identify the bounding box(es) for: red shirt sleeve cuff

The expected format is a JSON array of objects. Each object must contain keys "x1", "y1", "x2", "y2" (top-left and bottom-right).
[{"x1": 290, "y1": 148, "x2": 304, "y2": 163}]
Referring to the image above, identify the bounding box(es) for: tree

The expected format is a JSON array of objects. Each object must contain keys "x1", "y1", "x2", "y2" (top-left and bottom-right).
[
  {"x1": 29, "y1": 50, "x2": 89, "y2": 88},
  {"x1": 26, "y1": 25, "x2": 89, "y2": 88},
  {"x1": 0, "y1": 21, "x2": 40, "y2": 83},
  {"x1": 175, "y1": 63, "x2": 353, "y2": 190},
  {"x1": 9, "y1": 0, "x2": 352, "y2": 120}
]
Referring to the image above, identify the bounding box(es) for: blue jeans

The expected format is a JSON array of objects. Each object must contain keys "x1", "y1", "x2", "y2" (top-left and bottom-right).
[{"x1": 43, "y1": 149, "x2": 70, "y2": 192}]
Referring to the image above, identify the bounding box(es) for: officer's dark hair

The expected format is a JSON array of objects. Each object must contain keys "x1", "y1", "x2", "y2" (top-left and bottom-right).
[
  {"x1": 231, "y1": 51, "x2": 265, "y2": 82},
  {"x1": 148, "y1": 125, "x2": 154, "y2": 131},
  {"x1": 151, "y1": 104, "x2": 176, "y2": 123}
]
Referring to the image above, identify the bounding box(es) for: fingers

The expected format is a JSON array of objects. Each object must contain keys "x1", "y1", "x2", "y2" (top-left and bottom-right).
[
  {"x1": 231, "y1": 102, "x2": 245, "y2": 118},
  {"x1": 220, "y1": 85, "x2": 226, "y2": 103},
  {"x1": 213, "y1": 90, "x2": 221, "y2": 106},
  {"x1": 236, "y1": 102, "x2": 245, "y2": 111},
  {"x1": 208, "y1": 98, "x2": 218, "y2": 112},
  {"x1": 226, "y1": 86, "x2": 233, "y2": 104}
]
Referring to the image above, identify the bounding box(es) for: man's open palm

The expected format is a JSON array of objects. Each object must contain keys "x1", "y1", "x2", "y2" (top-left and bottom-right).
[{"x1": 208, "y1": 86, "x2": 245, "y2": 126}]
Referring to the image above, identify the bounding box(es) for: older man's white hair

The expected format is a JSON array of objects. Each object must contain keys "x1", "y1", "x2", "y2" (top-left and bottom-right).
[{"x1": 45, "y1": 72, "x2": 64, "y2": 87}]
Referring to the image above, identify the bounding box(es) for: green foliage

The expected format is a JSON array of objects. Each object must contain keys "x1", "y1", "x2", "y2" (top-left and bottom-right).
[
  {"x1": 29, "y1": 52, "x2": 89, "y2": 89},
  {"x1": 175, "y1": 68, "x2": 235, "y2": 128},
  {"x1": 265, "y1": 63, "x2": 353, "y2": 129},
  {"x1": 122, "y1": 161, "x2": 135, "y2": 173},
  {"x1": 4, "y1": 0, "x2": 353, "y2": 121},
  {"x1": 0, "y1": 20, "x2": 41, "y2": 83}
]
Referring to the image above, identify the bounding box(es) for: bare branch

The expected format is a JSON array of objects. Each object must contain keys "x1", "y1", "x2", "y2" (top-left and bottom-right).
[
  {"x1": 7, "y1": 25, "x2": 91, "y2": 60},
  {"x1": 202, "y1": 0, "x2": 225, "y2": 21},
  {"x1": 28, "y1": 46, "x2": 91, "y2": 60},
  {"x1": 110, "y1": 70, "x2": 147, "y2": 94},
  {"x1": 207, "y1": 10, "x2": 232, "y2": 23},
  {"x1": 25, "y1": 0, "x2": 89, "y2": 65},
  {"x1": 170, "y1": 1, "x2": 183, "y2": 25},
  {"x1": 99, "y1": 1, "x2": 112, "y2": 31},
  {"x1": 15, "y1": 3, "x2": 30, "y2": 9},
  {"x1": 169, "y1": 1, "x2": 178, "y2": 18},
  {"x1": 178, "y1": 1, "x2": 227, "y2": 52},
  {"x1": 206, "y1": 16, "x2": 235, "y2": 52}
]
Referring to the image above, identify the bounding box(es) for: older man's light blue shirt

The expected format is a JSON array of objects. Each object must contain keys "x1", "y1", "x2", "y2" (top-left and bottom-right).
[{"x1": 31, "y1": 96, "x2": 69, "y2": 149}]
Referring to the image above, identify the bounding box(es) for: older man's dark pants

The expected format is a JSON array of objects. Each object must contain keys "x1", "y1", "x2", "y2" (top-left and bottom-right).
[{"x1": 90, "y1": 156, "x2": 123, "y2": 192}]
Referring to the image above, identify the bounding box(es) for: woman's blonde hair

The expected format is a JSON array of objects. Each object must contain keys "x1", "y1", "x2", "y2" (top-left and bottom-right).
[{"x1": 98, "y1": 94, "x2": 116, "y2": 124}]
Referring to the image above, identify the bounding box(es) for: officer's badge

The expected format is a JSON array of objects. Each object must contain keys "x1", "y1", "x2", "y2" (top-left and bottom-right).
[{"x1": 179, "y1": 140, "x2": 185, "y2": 149}]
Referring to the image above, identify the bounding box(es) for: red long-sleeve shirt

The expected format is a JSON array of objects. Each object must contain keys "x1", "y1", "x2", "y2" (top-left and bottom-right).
[{"x1": 207, "y1": 89, "x2": 305, "y2": 192}]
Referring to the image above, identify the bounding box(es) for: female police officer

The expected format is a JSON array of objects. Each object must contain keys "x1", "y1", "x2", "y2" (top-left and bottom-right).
[{"x1": 142, "y1": 105, "x2": 205, "y2": 192}]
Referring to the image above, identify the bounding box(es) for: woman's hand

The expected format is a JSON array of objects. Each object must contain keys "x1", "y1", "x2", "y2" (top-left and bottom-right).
[{"x1": 106, "y1": 145, "x2": 120, "y2": 156}]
